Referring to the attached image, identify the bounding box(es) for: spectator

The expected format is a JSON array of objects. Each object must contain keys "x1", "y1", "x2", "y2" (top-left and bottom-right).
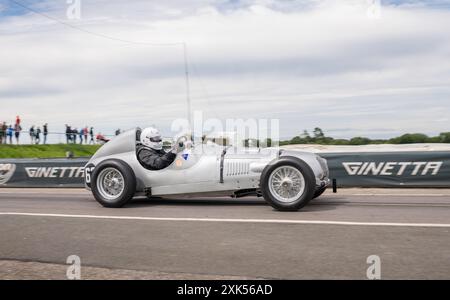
[
  {"x1": 79, "y1": 128, "x2": 84, "y2": 144},
  {"x1": 4, "y1": 122, "x2": 8, "y2": 144},
  {"x1": 35, "y1": 127, "x2": 41, "y2": 144},
  {"x1": 14, "y1": 123, "x2": 22, "y2": 144},
  {"x1": 115, "y1": 129, "x2": 121, "y2": 136},
  {"x1": 83, "y1": 126, "x2": 88, "y2": 144},
  {"x1": 89, "y1": 127, "x2": 95, "y2": 144},
  {"x1": 16, "y1": 115, "x2": 21, "y2": 125},
  {"x1": 0, "y1": 122, "x2": 5, "y2": 144},
  {"x1": 65, "y1": 125, "x2": 72, "y2": 144},
  {"x1": 6, "y1": 125, "x2": 13, "y2": 144},
  {"x1": 96, "y1": 132, "x2": 109, "y2": 145},
  {"x1": 29, "y1": 126, "x2": 35, "y2": 144},
  {"x1": 43, "y1": 123, "x2": 48, "y2": 145},
  {"x1": 72, "y1": 128, "x2": 78, "y2": 144}
]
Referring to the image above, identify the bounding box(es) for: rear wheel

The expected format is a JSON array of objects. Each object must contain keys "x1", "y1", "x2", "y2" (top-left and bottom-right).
[
  {"x1": 91, "y1": 160, "x2": 136, "y2": 208},
  {"x1": 260, "y1": 158, "x2": 315, "y2": 211}
]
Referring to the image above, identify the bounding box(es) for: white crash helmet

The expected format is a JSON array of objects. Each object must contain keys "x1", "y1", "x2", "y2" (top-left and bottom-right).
[{"x1": 141, "y1": 127, "x2": 163, "y2": 150}]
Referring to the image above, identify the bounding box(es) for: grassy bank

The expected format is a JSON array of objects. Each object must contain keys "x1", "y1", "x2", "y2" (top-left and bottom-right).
[{"x1": 0, "y1": 144, "x2": 101, "y2": 159}]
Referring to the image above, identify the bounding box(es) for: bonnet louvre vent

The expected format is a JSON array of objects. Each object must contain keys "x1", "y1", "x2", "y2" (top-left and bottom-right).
[{"x1": 225, "y1": 161, "x2": 250, "y2": 176}]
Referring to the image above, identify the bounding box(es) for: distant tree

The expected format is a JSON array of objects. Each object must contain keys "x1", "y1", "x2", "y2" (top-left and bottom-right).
[
  {"x1": 349, "y1": 137, "x2": 372, "y2": 145},
  {"x1": 313, "y1": 127, "x2": 325, "y2": 139},
  {"x1": 389, "y1": 133, "x2": 429, "y2": 144},
  {"x1": 321, "y1": 137, "x2": 335, "y2": 145},
  {"x1": 301, "y1": 130, "x2": 310, "y2": 137},
  {"x1": 371, "y1": 139, "x2": 386, "y2": 144},
  {"x1": 280, "y1": 128, "x2": 449, "y2": 145},
  {"x1": 290, "y1": 136, "x2": 302, "y2": 145},
  {"x1": 299, "y1": 130, "x2": 311, "y2": 142},
  {"x1": 439, "y1": 132, "x2": 450, "y2": 143},
  {"x1": 333, "y1": 139, "x2": 351, "y2": 145},
  {"x1": 427, "y1": 136, "x2": 441, "y2": 143}
]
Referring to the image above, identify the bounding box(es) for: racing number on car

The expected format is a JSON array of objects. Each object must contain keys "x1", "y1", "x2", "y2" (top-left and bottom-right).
[{"x1": 85, "y1": 166, "x2": 95, "y2": 185}]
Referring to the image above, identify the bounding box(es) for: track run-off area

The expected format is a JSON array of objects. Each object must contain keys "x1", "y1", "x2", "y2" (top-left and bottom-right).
[{"x1": 0, "y1": 188, "x2": 449, "y2": 279}]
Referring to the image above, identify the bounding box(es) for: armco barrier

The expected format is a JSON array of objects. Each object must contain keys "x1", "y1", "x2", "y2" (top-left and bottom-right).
[{"x1": 1, "y1": 151, "x2": 450, "y2": 188}]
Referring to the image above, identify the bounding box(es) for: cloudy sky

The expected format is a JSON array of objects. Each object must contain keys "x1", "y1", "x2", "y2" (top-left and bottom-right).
[{"x1": 0, "y1": 0, "x2": 450, "y2": 140}]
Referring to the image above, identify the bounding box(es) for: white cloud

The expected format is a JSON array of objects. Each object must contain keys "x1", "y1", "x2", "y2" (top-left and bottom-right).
[{"x1": 0, "y1": 0, "x2": 450, "y2": 140}]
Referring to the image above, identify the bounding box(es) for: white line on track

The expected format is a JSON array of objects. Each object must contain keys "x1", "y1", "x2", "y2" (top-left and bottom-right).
[
  {"x1": 348, "y1": 194, "x2": 448, "y2": 197},
  {"x1": 313, "y1": 202, "x2": 450, "y2": 207},
  {"x1": 0, "y1": 191, "x2": 449, "y2": 197},
  {"x1": 1, "y1": 212, "x2": 450, "y2": 228}
]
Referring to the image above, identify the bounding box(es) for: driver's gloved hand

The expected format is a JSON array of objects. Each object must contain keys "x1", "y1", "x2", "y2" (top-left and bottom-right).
[
  {"x1": 172, "y1": 137, "x2": 187, "y2": 154},
  {"x1": 171, "y1": 142, "x2": 183, "y2": 154}
]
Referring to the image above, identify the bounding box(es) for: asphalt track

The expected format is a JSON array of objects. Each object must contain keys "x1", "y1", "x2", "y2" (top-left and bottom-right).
[{"x1": 0, "y1": 188, "x2": 449, "y2": 279}]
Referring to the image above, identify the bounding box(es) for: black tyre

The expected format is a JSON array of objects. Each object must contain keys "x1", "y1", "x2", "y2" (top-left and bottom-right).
[
  {"x1": 313, "y1": 186, "x2": 327, "y2": 199},
  {"x1": 91, "y1": 159, "x2": 136, "y2": 208},
  {"x1": 260, "y1": 157, "x2": 315, "y2": 211}
]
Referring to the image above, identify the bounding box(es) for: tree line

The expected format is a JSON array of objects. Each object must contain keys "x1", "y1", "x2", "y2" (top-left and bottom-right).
[{"x1": 278, "y1": 128, "x2": 450, "y2": 146}]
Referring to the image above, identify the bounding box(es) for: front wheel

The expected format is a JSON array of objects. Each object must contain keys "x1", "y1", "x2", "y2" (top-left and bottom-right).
[
  {"x1": 260, "y1": 157, "x2": 315, "y2": 211},
  {"x1": 91, "y1": 160, "x2": 136, "y2": 208}
]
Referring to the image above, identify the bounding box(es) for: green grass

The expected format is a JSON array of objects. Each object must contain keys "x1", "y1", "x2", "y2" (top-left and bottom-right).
[{"x1": 0, "y1": 144, "x2": 102, "y2": 159}]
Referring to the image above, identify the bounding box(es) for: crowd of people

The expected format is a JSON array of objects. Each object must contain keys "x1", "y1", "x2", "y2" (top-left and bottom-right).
[
  {"x1": 64, "y1": 125, "x2": 113, "y2": 145},
  {"x1": 65, "y1": 125, "x2": 95, "y2": 144},
  {"x1": 0, "y1": 116, "x2": 22, "y2": 144},
  {"x1": 28, "y1": 123, "x2": 48, "y2": 145},
  {"x1": 0, "y1": 115, "x2": 115, "y2": 145}
]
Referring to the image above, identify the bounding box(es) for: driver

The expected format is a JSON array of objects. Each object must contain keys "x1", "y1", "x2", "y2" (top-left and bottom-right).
[{"x1": 137, "y1": 127, "x2": 177, "y2": 170}]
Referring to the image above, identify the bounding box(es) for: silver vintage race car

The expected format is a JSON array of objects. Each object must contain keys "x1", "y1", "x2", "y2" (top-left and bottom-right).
[{"x1": 85, "y1": 128, "x2": 330, "y2": 211}]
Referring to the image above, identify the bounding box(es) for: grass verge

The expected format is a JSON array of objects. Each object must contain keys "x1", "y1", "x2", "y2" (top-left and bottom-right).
[{"x1": 0, "y1": 144, "x2": 101, "y2": 159}]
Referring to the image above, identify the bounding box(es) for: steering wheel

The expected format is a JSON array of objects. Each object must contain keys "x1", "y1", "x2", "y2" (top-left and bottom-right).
[{"x1": 175, "y1": 135, "x2": 188, "y2": 152}]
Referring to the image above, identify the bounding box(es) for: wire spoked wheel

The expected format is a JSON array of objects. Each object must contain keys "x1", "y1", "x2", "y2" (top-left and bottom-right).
[
  {"x1": 97, "y1": 167, "x2": 125, "y2": 201},
  {"x1": 268, "y1": 166, "x2": 306, "y2": 203},
  {"x1": 91, "y1": 160, "x2": 136, "y2": 208},
  {"x1": 260, "y1": 157, "x2": 315, "y2": 211}
]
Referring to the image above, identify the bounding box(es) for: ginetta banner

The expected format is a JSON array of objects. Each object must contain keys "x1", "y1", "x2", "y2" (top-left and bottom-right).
[
  {"x1": 1, "y1": 151, "x2": 450, "y2": 188},
  {"x1": 0, "y1": 158, "x2": 86, "y2": 187},
  {"x1": 321, "y1": 151, "x2": 450, "y2": 187},
  {"x1": 0, "y1": 163, "x2": 16, "y2": 185}
]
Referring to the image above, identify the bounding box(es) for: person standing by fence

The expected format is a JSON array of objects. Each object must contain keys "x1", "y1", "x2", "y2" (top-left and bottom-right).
[
  {"x1": 89, "y1": 127, "x2": 95, "y2": 144},
  {"x1": 29, "y1": 126, "x2": 35, "y2": 144},
  {"x1": 79, "y1": 128, "x2": 84, "y2": 144},
  {"x1": 0, "y1": 122, "x2": 5, "y2": 144},
  {"x1": 84, "y1": 126, "x2": 88, "y2": 144},
  {"x1": 14, "y1": 123, "x2": 21, "y2": 144},
  {"x1": 65, "y1": 125, "x2": 72, "y2": 144},
  {"x1": 35, "y1": 127, "x2": 41, "y2": 144},
  {"x1": 43, "y1": 123, "x2": 48, "y2": 144},
  {"x1": 6, "y1": 125, "x2": 13, "y2": 144},
  {"x1": 72, "y1": 128, "x2": 78, "y2": 144}
]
